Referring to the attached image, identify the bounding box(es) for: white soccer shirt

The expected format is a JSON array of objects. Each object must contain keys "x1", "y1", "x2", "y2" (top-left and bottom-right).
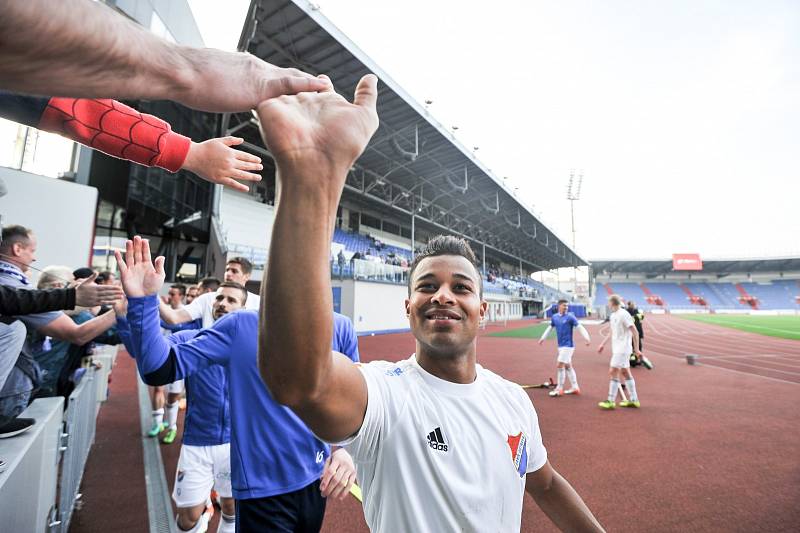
[
  {"x1": 184, "y1": 290, "x2": 260, "y2": 328},
  {"x1": 609, "y1": 308, "x2": 635, "y2": 355},
  {"x1": 341, "y1": 355, "x2": 548, "y2": 533}
]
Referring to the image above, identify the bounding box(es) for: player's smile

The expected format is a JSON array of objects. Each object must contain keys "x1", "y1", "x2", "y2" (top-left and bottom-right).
[{"x1": 424, "y1": 307, "x2": 463, "y2": 327}]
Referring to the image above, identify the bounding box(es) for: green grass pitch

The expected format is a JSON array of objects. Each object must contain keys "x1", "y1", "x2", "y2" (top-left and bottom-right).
[
  {"x1": 678, "y1": 314, "x2": 800, "y2": 341},
  {"x1": 488, "y1": 323, "x2": 551, "y2": 339}
]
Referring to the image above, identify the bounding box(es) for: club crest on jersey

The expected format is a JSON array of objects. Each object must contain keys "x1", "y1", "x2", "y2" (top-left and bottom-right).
[
  {"x1": 507, "y1": 433, "x2": 528, "y2": 477},
  {"x1": 177, "y1": 470, "x2": 185, "y2": 483}
]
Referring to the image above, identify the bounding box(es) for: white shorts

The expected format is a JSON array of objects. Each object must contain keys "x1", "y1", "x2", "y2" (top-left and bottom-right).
[
  {"x1": 167, "y1": 380, "x2": 184, "y2": 394},
  {"x1": 173, "y1": 443, "x2": 232, "y2": 508},
  {"x1": 610, "y1": 352, "x2": 631, "y2": 369},
  {"x1": 557, "y1": 347, "x2": 575, "y2": 364}
]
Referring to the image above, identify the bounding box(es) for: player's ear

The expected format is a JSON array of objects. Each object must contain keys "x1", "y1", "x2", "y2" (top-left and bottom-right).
[
  {"x1": 404, "y1": 298, "x2": 411, "y2": 318},
  {"x1": 479, "y1": 300, "x2": 487, "y2": 320}
]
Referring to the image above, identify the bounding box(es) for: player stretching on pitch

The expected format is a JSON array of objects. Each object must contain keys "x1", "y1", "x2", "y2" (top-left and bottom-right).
[
  {"x1": 116, "y1": 283, "x2": 248, "y2": 532},
  {"x1": 538, "y1": 299, "x2": 591, "y2": 397},
  {"x1": 597, "y1": 295, "x2": 642, "y2": 409}
]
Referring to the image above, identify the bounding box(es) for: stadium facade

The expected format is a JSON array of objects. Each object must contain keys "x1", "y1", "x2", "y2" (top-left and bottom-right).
[{"x1": 0, "y1": 0, "x2": 583, "y2": 333}]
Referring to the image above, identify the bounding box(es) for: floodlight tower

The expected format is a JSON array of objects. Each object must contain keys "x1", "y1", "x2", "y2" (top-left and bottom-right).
[
  {"x1": 566, "y1": 169, "x2": 583, "y2": 250},
  {"x1": 566, "y1": 169, "x2": 584, "y2": 297}
]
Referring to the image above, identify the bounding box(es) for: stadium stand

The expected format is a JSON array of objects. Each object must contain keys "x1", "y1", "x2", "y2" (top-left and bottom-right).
[
  {"x1": 333, "y1": 228, "x2": 412, "y2": 262},
  {"x1": 600, "y1": 282, "x2": 655, "y2": 310},
  {"x1": 683, "y1": 282, "x2": 725, "y2": 308},
  {"x1": 741, "y1": 281, "x2": 799, "y2": 309},
  {"x1": 645, "y1": 283, "x2": 691, "y2": 309},
  {"x1": 592, "y1": 258, "x2": 800, "y2": 312},
  {"x1": 716, "y1": 283, "x2": 753, "y2": 310}
]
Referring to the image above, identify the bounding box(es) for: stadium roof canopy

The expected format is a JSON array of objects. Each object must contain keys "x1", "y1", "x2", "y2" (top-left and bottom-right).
[
  {"x1": 591, "y1": 257, "x2": 800, "y2": 277},
  {"x1": 221, "y1": 0, "x2": 585, "y2": 272}
]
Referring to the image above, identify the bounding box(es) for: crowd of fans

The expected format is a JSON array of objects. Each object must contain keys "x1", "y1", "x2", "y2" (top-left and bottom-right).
[{"x1": 0, "y1": 224, "x2": 125, "y2": 473}]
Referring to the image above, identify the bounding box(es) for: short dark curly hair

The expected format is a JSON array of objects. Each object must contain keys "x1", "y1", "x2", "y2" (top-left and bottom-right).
[{"x1": 407, "y1": 235, "x2": 482, "y2": 297}]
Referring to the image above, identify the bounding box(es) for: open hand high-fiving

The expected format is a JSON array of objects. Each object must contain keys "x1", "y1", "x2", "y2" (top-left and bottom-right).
[
  {"x1": 114, "y1": 236, "x2": 165, "y2": 298},
  {"x1": 72, "y1": 272, "x2": 123, "y2": 307},
  {"x1": 255, "y1": 74, "x2": 379, "y2": 179}
]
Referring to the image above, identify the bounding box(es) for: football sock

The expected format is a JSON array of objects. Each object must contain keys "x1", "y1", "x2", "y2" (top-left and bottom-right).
[
  {"x1": 608, "y1": 378, "x2": 620, "y2": 402},
  {"x1": 625, "y1": 378, "x2": 638, "y2": 402}
]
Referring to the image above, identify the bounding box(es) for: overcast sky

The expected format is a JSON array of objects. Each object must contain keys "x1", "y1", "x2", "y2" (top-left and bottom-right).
[{"x1": 189, "y1": 0, "x2": 799, "y2": 260}]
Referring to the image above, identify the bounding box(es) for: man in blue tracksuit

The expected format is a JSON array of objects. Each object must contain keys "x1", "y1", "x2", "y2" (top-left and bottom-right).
[
  {"x1": 116, "y1": 238, "x2": 360, "y2": 532},
  {"x1": 538, "y1": 299, "x2": 591, "y2": 397},
  {"x1": 117, "y1": 282, "x2": 244, "y2": 533}
]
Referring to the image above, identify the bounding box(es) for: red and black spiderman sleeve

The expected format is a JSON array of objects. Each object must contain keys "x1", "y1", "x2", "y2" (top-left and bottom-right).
[{"x1": 0, "y1": 91, "x2": 190, "y2": 172}]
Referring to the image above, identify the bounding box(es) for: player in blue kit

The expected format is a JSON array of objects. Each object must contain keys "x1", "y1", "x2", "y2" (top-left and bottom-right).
[
  {"x1": 116, "y1": 282, "x2": 247, "y2": 533},
  {"x1": 116, "y1": 237, "x2": 359, "y2": 532},
  {"x1": 538, "y1": 299, "x2": 591, "y2": 397}
]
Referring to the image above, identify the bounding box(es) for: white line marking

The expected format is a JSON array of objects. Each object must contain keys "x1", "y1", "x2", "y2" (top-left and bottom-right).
[
  {"x1": 695, "y1": 362, "x2": 800, "y2": 385},
  {"x1": 700, "y1": 359, "x2": 800, "y2": 376}
]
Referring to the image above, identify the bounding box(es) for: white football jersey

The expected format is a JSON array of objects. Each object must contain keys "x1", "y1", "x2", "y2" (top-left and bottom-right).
[
  {"x1": 609, "y1": 308, "x2": 635, "y2": 355},
  {"x1": 341, "y1": 355, "x2": 548, "y2": 533},
  {"x1": 184, "y1": 290, "x2": 260, "y2": 328}
]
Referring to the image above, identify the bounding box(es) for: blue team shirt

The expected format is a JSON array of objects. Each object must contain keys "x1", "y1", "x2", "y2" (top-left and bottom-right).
[
  {"x1": 126, "y1": 294, "x2": 360, "y2": 500},
  {"x1": 118, "y1": 318, "x2": 231, "y2": 447},
  {"x1": 550, "y1": 312, "x2": 580, "y2": 348}
]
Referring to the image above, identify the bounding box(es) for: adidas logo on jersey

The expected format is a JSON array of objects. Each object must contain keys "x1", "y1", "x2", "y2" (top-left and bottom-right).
[{"x1": 427, "y1": 427, "x2": 448, "y2": 452}]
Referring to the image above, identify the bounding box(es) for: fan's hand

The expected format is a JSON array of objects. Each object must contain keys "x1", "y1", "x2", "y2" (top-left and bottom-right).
[{"x1": 114, "y1": 236, "x2": 165, "y2": 298}]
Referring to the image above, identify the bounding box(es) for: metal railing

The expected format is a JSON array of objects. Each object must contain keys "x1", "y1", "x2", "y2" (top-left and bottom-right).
[
  {"x1": 332, "y1": 258, "x2": 409, "y2": 285},
  {"x1": 0, "y1": 361, "x2": 106, "y2": 532},
  {"x1": 55, "y1": 367, "x2": 98, "y2": 532}
]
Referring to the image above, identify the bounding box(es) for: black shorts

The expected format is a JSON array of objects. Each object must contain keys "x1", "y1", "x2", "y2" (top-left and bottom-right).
[{"x1": 236, "y1": 480, "x2": 326, "y2": 533}]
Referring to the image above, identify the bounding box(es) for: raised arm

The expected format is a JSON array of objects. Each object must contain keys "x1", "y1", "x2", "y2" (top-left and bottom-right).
[
  {"x1": 0, "y1": 285, "x2": 75, "y2": 315},
  {"x1": 0, "y1": 275, "x2": 120, "y2": 316},
  {"x1": 116, "y1": 236, "x2": 233, "y2": 383},
  {"x1": 256, "y1": 75, "x2": 379, "y2": 442},
  {"x1": 0, "y1": 0, "x2": 327, "y2": 112}
]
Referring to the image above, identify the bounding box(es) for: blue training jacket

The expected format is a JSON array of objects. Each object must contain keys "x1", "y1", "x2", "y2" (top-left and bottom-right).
[
  {"x1": 125, "y1": 294, "x2": 360, "y2": 500},
  {"x1": 118, "y1": 317, "x2": 231, "y2": 447}
]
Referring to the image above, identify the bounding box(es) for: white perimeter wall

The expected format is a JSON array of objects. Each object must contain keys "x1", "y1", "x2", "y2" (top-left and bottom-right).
[
  {"x1": 335, "y1": 279, "x2": 525, "y2": 333},
  {"x1": 351, "y1": 281, "x2": 409, "y2": 333},
  {"x1": 219, "y1": 189, "x2": 274, "y2": 251},
  {"x1": 0, "y1": 168, "x2": 97, "y2": 284}
]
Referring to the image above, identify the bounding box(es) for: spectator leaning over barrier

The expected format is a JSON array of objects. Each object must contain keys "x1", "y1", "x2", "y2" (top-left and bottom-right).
[
  {"x1": 0, "y1": 225, "x2": 120, "y2": 418},
  {"x1": 0, "y1": 276, "x2": 122, "y2": 391},
  {"x1": 29, "y1": 267, "x2": 119, "y2": 399},
  {"x1": 0, "y1": 0, "x2": 328, "y2": 113}
]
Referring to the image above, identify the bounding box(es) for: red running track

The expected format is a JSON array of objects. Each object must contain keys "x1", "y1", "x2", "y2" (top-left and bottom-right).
[
  {"x1": 73, "y1": 316, "x2": 800, "y2": 532},
  {"x1": 324, "y1": 316, "x2": 800, "y2": 532}
]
